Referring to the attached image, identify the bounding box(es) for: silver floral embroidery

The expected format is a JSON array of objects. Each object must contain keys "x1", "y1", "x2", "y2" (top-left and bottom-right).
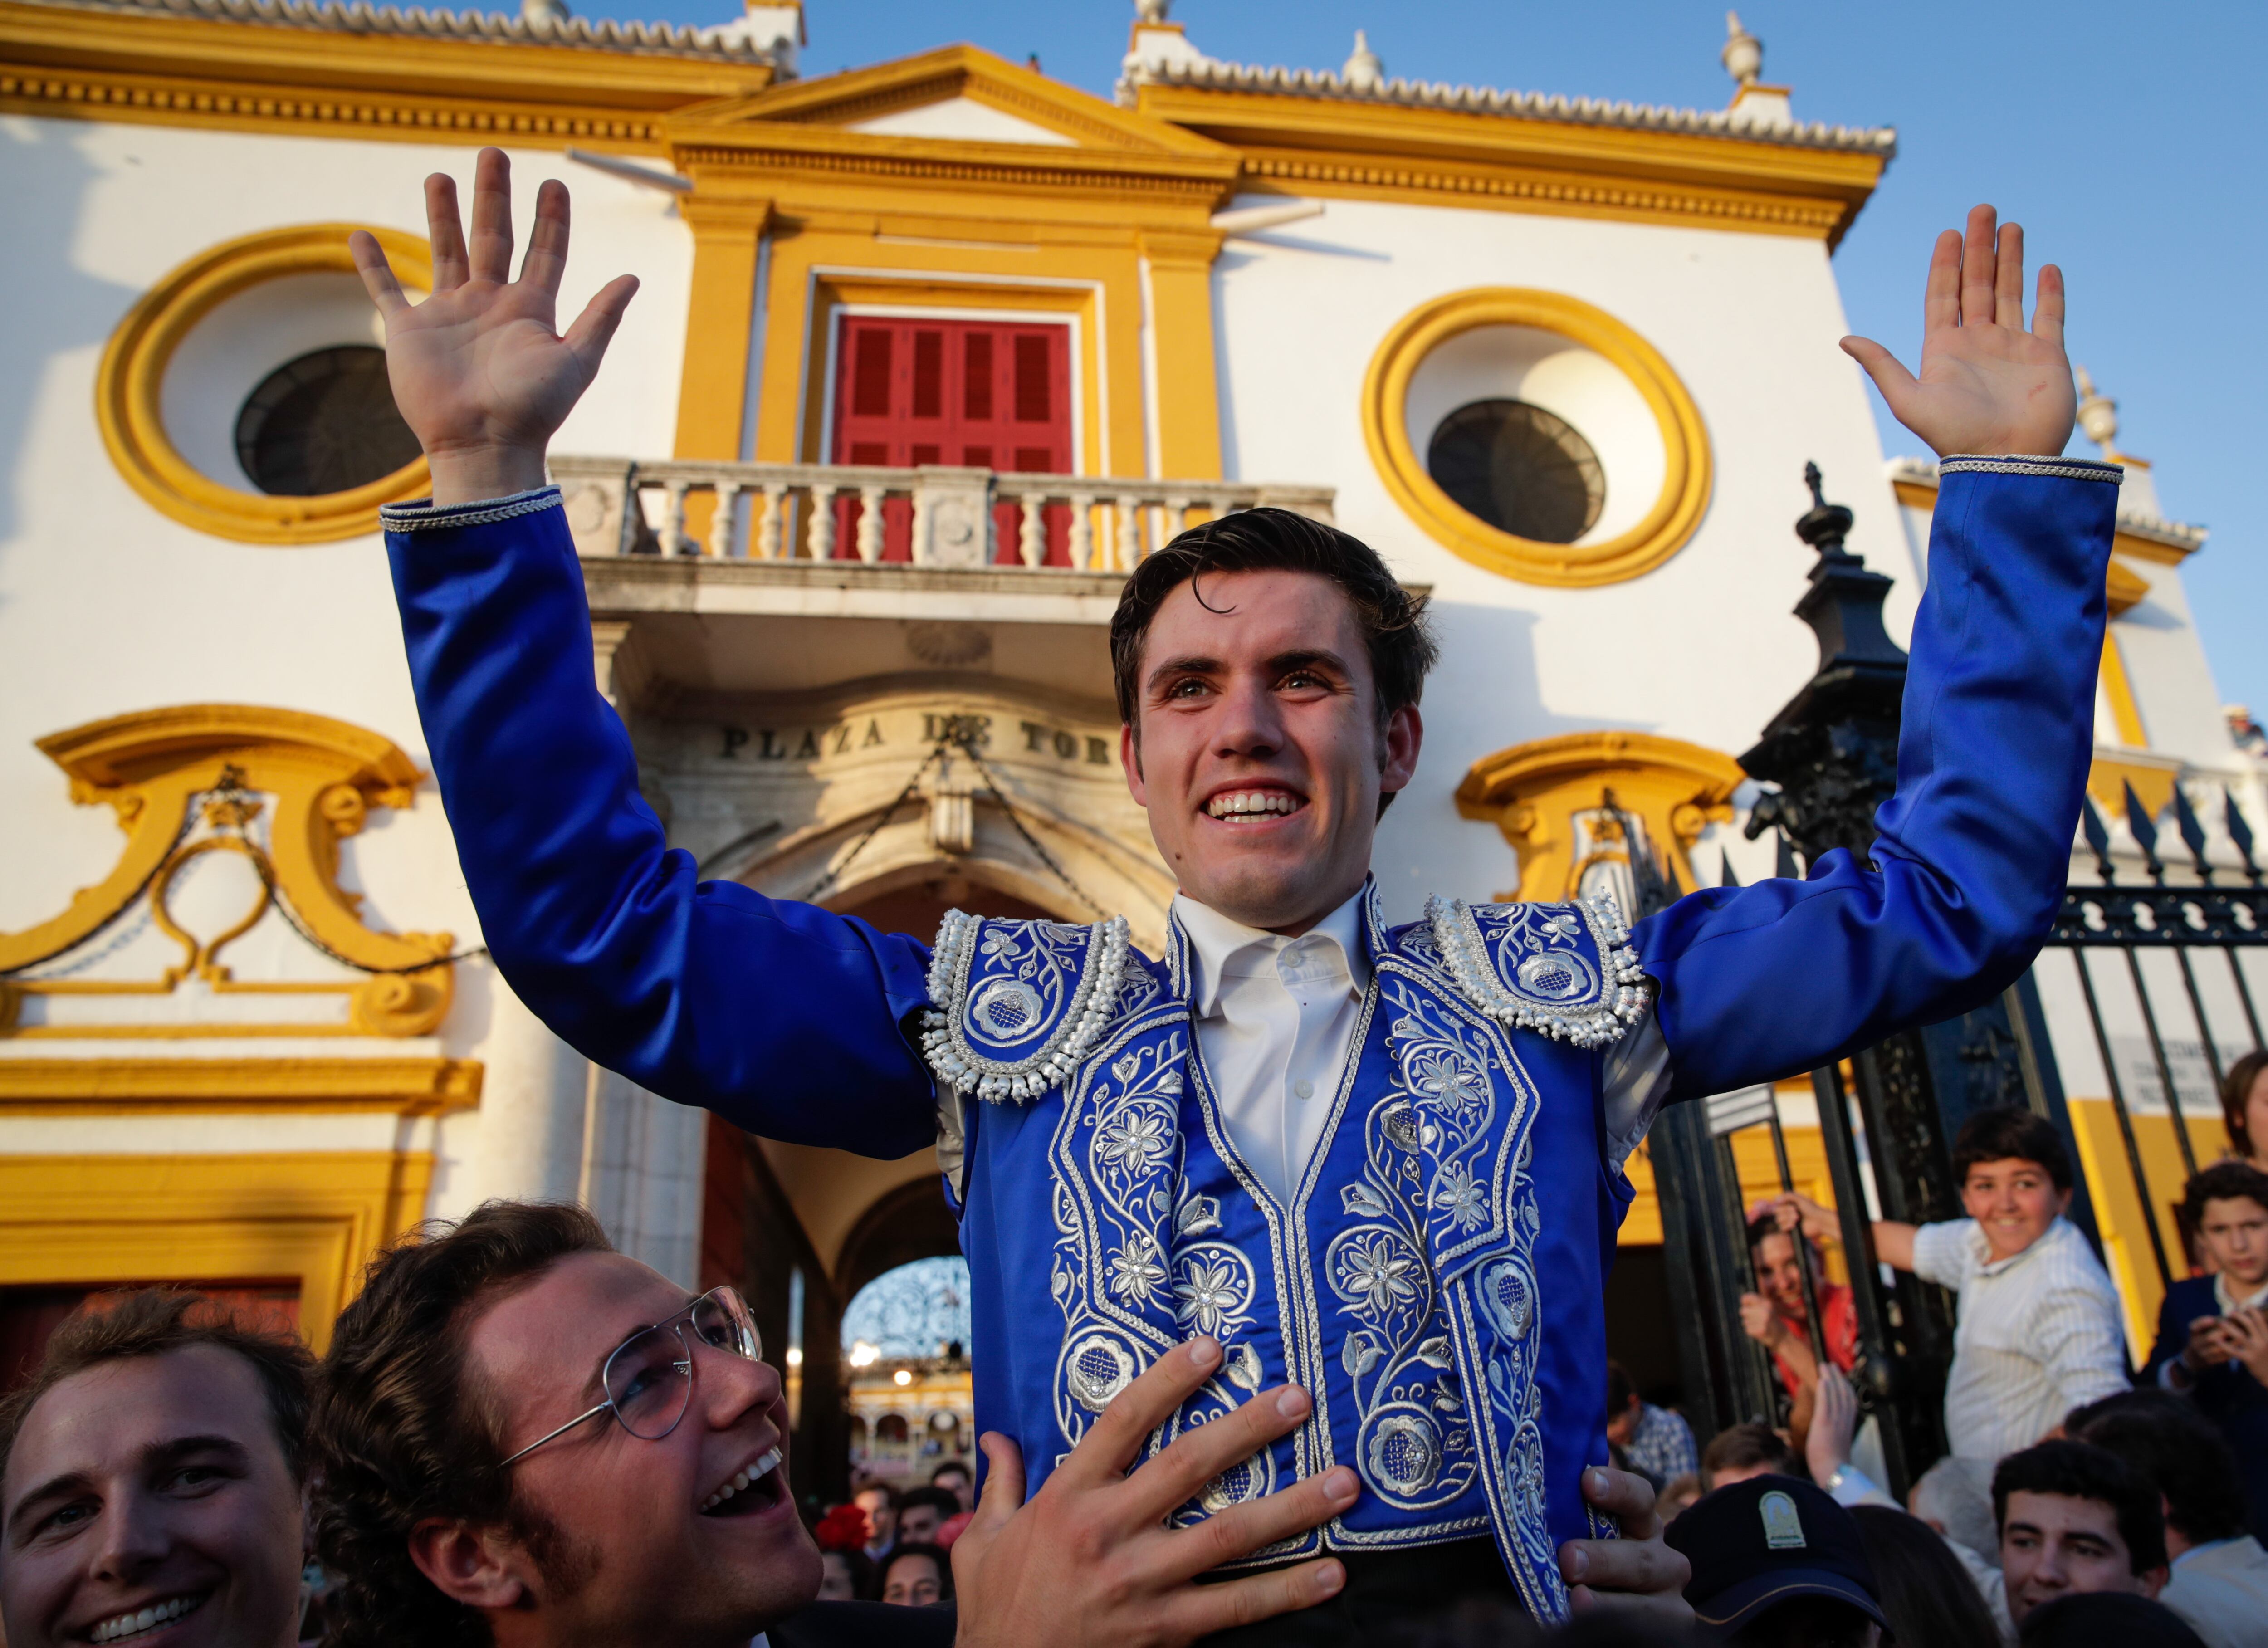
[{"x1": 1172, "y1": 1245, "x2": 1254, "y2": 1339}]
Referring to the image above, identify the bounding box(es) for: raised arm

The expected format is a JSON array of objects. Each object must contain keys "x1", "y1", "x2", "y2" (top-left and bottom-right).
[
  {"x1": 355, "y1": 150, "x2": 936, "y2": 1152},
  {"x1": 1636, "y1": 207, "x2": 2114, "y2": 1103}
]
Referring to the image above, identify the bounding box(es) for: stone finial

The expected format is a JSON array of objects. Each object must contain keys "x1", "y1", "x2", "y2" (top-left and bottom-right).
[
  {"x1": 1343, "y1": 29, "x2": 1383, "y2": 91},
  {"x1": 1134, "y1": 0, "x2": 1170, "y2": 22},
  {"x1": 1721, "y1": 10, "x2": 1761, "y2": 87},
  {"x1": 2075, "y1": 365, "x2": 2120, "y2": 454},
  {"x1": 520, "y1": 0, "x2": 569, "y2": 22}
]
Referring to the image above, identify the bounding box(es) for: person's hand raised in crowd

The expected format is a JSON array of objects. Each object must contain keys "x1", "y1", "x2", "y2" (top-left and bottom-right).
[
  {"x1": 950, "y1": 1336, "x2": 1353, "y2": 1648},
  {"x1": 1749, "y1": 1191, "x2": 1839, "y2": 1250},
  {"x1": 350, "y1": 147, "x2": 636, "y2": 506},
  {"x1": 1841, "y1": 204, "x2": 2077, "y2": 460},
  {"x1": 1738, "y1": 1291, "x2": 1790, "y2": 1350},
  {"x1": 1805, "y1": 1366, "x2": 1862, "y2": 1491},
  {"x1": 2181, "y1": 1314, "x2": 2232, "y2": 1375}
]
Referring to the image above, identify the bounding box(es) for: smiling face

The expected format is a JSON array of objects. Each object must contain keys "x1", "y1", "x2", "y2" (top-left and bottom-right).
[
  {"x1": 1960, "y1": 1157, "x2": 2071, "y2": 1263},
  {"x1": 425, "y1": 1252, "x2": 817, "y2": 1648},
  {"x1": 0, "y1": 1345, "x2": 305, "y2": 1648},
  {"x1": 1121, "y1": 569, "x2": 1421, "y2": 934},
  {"x1": 2201, "y1": 1194, "x2": 2268, "y2": 1290},
  {"x1": 1751, "y1": 1231, "x2": 1815, "y2": 1320},
  {"x1": 880, "y1": 1549, "x2": 942, "y2": 1607},
  {"x1": 2001, "y1": 1490, "x2": 2163, "y2": 1617}
]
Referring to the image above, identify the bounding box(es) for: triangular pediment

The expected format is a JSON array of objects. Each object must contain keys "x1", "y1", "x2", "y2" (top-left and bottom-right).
[{"x1": 670, "y1": 44, "x2": 1232, "y2": 159}]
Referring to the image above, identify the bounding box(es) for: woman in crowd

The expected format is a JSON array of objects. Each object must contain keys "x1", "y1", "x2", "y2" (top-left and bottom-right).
[
  {"x1": 1850, "y1": 1503, "x2": 2003, "y2": 1648},
  {"x1": 2221, "y1": 1051, "x2": 2268, "y2": 1176}
]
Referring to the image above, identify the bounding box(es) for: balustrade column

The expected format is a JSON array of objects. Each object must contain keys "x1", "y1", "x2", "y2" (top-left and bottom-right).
[
  {"x1": 1115, "y1": 496, "x2": 1144, "y2": 568},
  {"x1": 757, "y1": 484, "x2": 786, "y2": 560},
  {"x1": 856, "y1": 487, "x2": 885, "y2": 563},
  {"x1": 1018, "y1": 494, "x2": 1046, "y2": 567},
  {"x1": 663, "y1": 478, "x2": 693, "y2": 556},
  {"x1": 807, "y1": 486, "x2": 837, "y2": 560},
  {"x1": 1068, "y1": 495, "x2": 1095, "y2": 570},
  {"x1": 707, "y1": 482, "x2": 743, "y2": 558}
]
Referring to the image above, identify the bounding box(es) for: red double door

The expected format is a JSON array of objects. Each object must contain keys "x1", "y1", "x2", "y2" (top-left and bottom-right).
[{"x1": 830, "y1": 314, "x2": 1075, "y2": 563}]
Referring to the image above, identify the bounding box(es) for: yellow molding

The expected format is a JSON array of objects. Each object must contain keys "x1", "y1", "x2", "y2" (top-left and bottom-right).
[
  {"x1": 2112, "y1": 530, "x2": 2200, "y2": 567},
  {"x1": 2105, "y1": 557, "x2": 2150, "y2": 618},
  {"x1": 674, "y1": 191, "x2": 775, "y2": 489},
  {"x1": 3, "y1": 705, "x2": 454, "y2": 1037},
  {"x1": 2087, "y1": 753, "x2": 2182, "y2": 826},
  {"x1": 1458, "y1": 729, "x2": 1744, "y2": 901},
  {"x1": 707, "y1": 44, "x2": 1229, "y2": 159},
  {"x1": 1133, "y1": 81, "x2": 1887, "y2": 246},
  {"x1": 1140, "y1": 228, "x2": 1226, "y2": 482},
  {"x1": 0, "y1": 1149, "x2": 432, "y2": 1351},
  {"x1": 0, "y1": 0, "x2": 772, "y2": 151},
  {"x1": 96, "y1": 223, "x2": 434, "y2": 544},
  {"x1": 2095, "y1": 634, "x2": 2150, "y2": 753},
  {"x1": 0, "y1": 1056, "x2": 481, "y2": 1116},
  {"x1": 1364, "y1": 287, "x2": 1711, "y2": 587},
  {"x1": 2065, "y1": 1101, "x2": 2228, "y2": 1359},
  {"x1": 1891, "y1": 478, "x2": 1937, "y2": 512}
]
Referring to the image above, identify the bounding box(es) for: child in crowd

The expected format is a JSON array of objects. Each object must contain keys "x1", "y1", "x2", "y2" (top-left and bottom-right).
[
  {"x1": 2144, "y1": 1160, "x2": 2268, "y2": 1538},
  {"x1": 1761, "y1": 1108, "x2": 2128, "y2": 1472}
]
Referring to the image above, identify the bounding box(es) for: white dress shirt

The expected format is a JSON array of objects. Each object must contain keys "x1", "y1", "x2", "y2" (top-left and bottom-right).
[
  {"x1": 1910, "y1": 1214, "x2": 2131, "y2": 1462},
  {"x1": 1176, "y1": 889, "x2": 1371, "y2": 1204},
  {"x1": 2163, "y1": 1535, "x2": 2268, "y2": 1648}
]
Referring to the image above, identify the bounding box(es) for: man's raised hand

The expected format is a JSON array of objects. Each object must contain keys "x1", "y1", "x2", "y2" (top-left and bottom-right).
[
  {"x1": 1842, "y1": 204, "x2": 2077, "y2": 460},
  {"x1": 950, "y1": 1336, "x2": 1354, "y2": 1648},
  {"x1": 349, "y1": 147, "x2": 636, "y2": 506}
]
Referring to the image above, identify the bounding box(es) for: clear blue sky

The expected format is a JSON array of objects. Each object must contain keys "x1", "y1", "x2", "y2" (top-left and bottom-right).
[{"x1": 597, "y1": 0, "x2": 2268, "y2": 720}]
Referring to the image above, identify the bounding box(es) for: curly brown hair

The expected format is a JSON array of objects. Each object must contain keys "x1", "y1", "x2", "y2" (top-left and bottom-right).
[
  {"x1": 308, "y1": 1200, "x2": 611, "y2": 1648},
  {"x1": 0, "y1": 1288, "x2": 313, "y2": 1485}
]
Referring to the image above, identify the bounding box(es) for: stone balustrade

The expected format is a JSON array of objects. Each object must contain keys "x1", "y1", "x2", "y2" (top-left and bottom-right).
[{"x1": 550, "y1": 454, "x2": 1334, "y2": 570}]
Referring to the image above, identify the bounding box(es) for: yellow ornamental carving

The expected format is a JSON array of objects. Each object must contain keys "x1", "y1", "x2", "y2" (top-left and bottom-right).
[
  {"x1": 1457, "y1": 730, "x2": 1745, "y2": 903},
  {"x1": 0, "y1": 705, "x2": 456, "y2": 1038}
]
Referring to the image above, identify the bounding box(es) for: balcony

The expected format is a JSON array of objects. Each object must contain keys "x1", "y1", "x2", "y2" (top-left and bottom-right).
[{"x1": 553, "y1": 455, "x2": 1336, "y2": 703}]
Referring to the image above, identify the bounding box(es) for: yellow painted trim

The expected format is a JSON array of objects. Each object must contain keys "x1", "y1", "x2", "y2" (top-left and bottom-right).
[
  {"x1": 1133, "y1": 81, "x2": 1887, "y2": 247},
  {"x1": 2105, "y1": 557, "x2": 2150, "y2": 618},
  {"x1": 2064, "y1": 1100, "x2": 2229, "y2": 1359},
  {"x1": 1364, "y1": 288, "x2": 1711, "y2": 587},
  {"x1": 2113, "y1": 531, "x2": 2200, "y2": 567},
  {"x1": 2097, "y1": 634, "x2": 2149, "y2": 750},
  {"x1": 0, "y1": 1150, "x2": 432, "y2": 1351},
  {"x1": 0, "y1": 1056, "x2": 481, "y2": 1116},
  {"x1": 675, "y1": 192, "x2": 774, "y2": 465},
  {"x1": 1891, "y1": 479, "x2": 1938, "y2": 512},
  {"x1": 96, "y1": 224, "x2": 433, "y2": 544},
  {"x1": 2, "y1": 705, "x2": 454, "y2": 1037},
  {"x1": 1139, "y1": 228, "x2": 1226, "y2": 481},
  {"x1": 0, "y1": 0, "x2": 773, "y2": 152},
  {"x1": 1457, "y1": 730, "x2": 1744, "y2": 900},
  {"x1": 2087, "y1": 753, "x2": 2183, "y2": 826}
]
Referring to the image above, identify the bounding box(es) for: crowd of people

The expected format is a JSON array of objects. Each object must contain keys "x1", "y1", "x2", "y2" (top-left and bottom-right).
[
  {"x1": 1592, "y1": 1083, "x2": 2268, "y2": 1645},
  {"x1": 11, "y1": 1079, "x2": 2268, "y2": 1646}
]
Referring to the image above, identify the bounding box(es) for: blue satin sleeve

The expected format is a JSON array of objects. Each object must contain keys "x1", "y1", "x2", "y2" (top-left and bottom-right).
[
  {"x1": 382, "y1": 488, "x2": 938, "y2": 1156},
  {"x1": 1633, "y1": 459, "x2": 2121, "y2": 1104}
]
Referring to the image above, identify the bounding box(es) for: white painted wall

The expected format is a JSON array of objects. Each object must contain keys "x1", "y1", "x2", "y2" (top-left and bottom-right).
[
  {"x1": 0, "y1": 117, "x2": 697, "y2": 1235},
  {"x1": 1211, "y1": 195, "x2": 1916, "y2": 921}
]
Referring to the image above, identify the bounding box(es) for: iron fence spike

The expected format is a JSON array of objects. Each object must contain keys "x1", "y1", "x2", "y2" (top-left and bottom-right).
[
  {"x1": 2081, "y1": 794, "x2": 2116, "y2": 881},
  {"x1": 2229, "y1": 790, "x2": 2262, "y2": 880},
  {"x1": 2174, "y1": 782, "x2": 2212, "y2": 880}
]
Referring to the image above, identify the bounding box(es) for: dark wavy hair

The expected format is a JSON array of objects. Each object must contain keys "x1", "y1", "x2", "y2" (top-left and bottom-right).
[
  {"x1": 309, "y1": 1200, "x2": 613, "y2": 1648},
  {"x1": 0, "y1": 1288, "x2": 313, "y2": 1484},
  {"x1": 1108, "y1": 507, "x2": 1437, "y2": 812},
  {"x1": 1993, "y1": 1439, "x2": 2166, "y2": 1574},
  {"x1": 2067, "y1": 1387, "x2": 2252, "y2": 1549},
  {"x1": 1952, "y1": 1107, "x2": 2073, "y2": 1192},
  {"x1": 1850, "y1": 1505, "x2": 2001, "y2": 1648}
]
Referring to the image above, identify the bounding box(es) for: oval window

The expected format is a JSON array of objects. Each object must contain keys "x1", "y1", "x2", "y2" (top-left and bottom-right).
[
  {"x1": 234, "y1": 345, "x2": 421, "y2": 498},
  {"x1": 1424, "y1": 398, "x2": 1606, "y2": 546}
]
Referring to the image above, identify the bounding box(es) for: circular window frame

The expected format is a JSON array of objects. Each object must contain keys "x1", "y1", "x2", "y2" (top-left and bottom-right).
[
  {"x1": 96, "y1": 224, "x2": 432, "y2": 545},
  {"x1": 1361, "y1": 288, "x2": 1711, "y2": 588}
]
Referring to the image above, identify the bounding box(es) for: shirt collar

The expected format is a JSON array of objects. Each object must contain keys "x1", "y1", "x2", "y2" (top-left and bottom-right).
[
  {"x1": 1173, "y1": 886, "x2": 1371, "y2": 1018},
  {"x1": 1969, "y1": 1213, "x2": 2072, "y2": 1277},
  {"x1": 2216, "y1": 1273, "x2": 2268, "y2": 1315}
]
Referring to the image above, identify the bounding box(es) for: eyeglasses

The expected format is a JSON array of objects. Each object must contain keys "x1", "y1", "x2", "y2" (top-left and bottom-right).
[{"x1": 500, "y1": 1285, "x2": 763, "y2": 1467}]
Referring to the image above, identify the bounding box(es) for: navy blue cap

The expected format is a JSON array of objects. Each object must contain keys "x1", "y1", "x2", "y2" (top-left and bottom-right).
[{"x1": 1663, "y1": 1473, "x2": 1885, "y2": 1641}]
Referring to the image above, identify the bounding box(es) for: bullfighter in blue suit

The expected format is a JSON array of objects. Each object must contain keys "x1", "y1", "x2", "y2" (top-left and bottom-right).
[{"x1": 352, "y1": 150, "x2": 2117, "y2": 1636}]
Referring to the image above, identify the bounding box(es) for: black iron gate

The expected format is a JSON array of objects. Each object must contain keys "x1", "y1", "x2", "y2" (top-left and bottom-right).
[{"x1": 1638, "y1": 465, "x2": 2268, "y2": 1497}]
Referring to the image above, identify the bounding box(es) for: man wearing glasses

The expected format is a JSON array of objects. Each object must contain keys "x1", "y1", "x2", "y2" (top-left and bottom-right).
[
  {"x1": 312, "y1": 1201, "x2": 1364, "y2": 1648},
  {"x1": 357, "y1": 146, "x2": 2113, "y2": 1633}
]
